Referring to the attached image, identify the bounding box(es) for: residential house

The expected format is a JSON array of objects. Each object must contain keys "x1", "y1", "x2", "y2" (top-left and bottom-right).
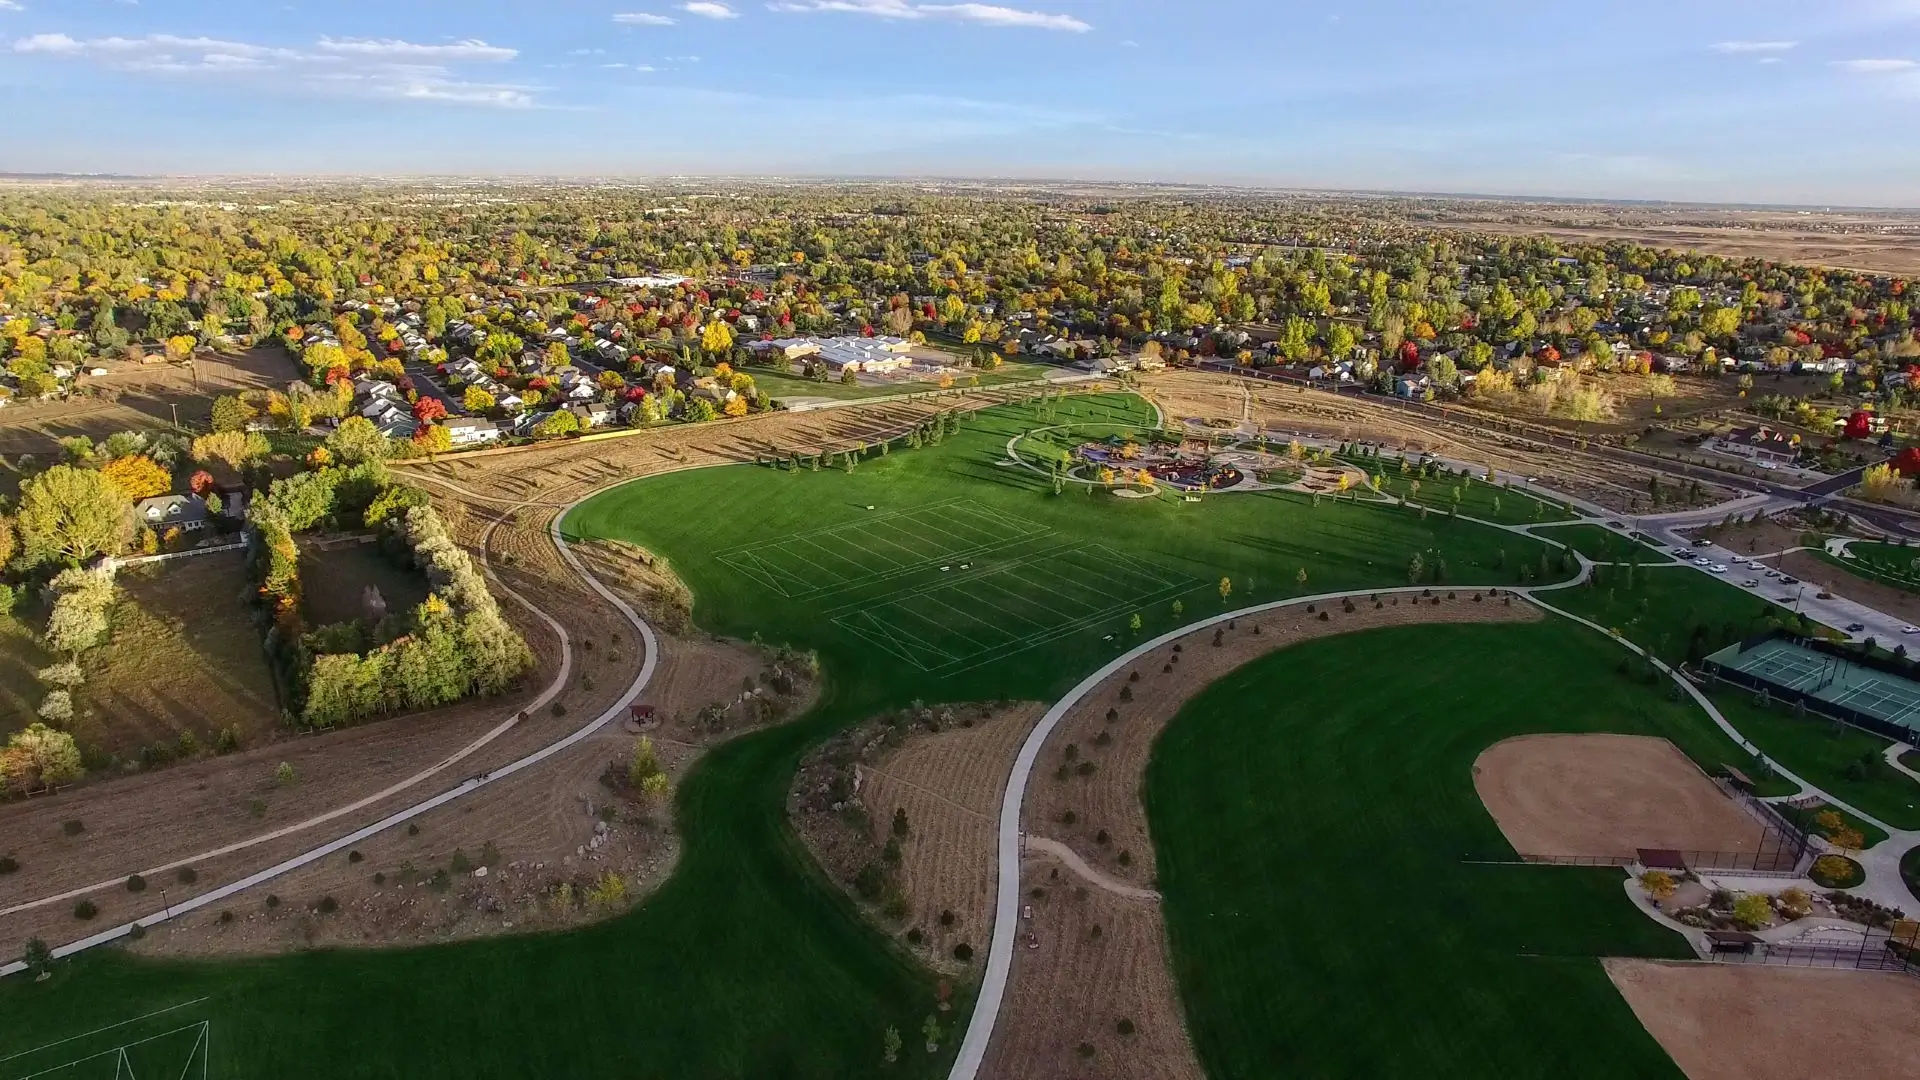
[
  {"x1": 135, "y1": 494, "x2": 212, "y2": 533},
  {"x1": 1713, "y1": 426, "x2": 1799, "y2": 465},
  {"x1": 1395, "y1": 374, "x2": 1433, "y2": 399},
  {"x1": 443, "y1": 417, "x2": 502, "y2": 445}
]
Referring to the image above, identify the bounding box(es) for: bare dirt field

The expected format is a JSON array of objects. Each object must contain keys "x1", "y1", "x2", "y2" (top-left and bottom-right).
[
  {"x1": 1432, "y1": 209, "x2": 1920, "y2": 278},
  {"x1": 125, "y1": 631, "x2": 811, "y2": 958},
  {"x1": 0, "y1": 345, "x2": 300, "y2": 455},
  {"x1": 980, "y1": 865, "x2": 1198, "y2": 1080},
  {"x1": 1606, "y1": 959, "x2": 1920, "y2": 1080},
  {"x1": 859, "y1": 702, "x2": 1045, "y2": 969},
  {"x1": 1140, "y1": 371, "x2": 1733, "y2": 513},
  {"x1": 991, "y1": 591, "x2": 1543, "y2": 1080},
  {"x1": 1472, "y1": 735, "x2": 1768, "y2": 860}
]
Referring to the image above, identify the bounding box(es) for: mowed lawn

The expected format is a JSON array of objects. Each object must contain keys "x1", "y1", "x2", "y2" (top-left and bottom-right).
[
  {"x1": 1144, "y1": 620, "x2": 1756, "y2": 1080},
  {"x1": 1538, "y1": 565, "x2": 1920, "y2": 824},
  {"x1": 0, "y1": 393, "x2": 1578, "y2": 1080},
  {"x1": 1531, "y1": 523, "x2": 1676, "y2": 564}
]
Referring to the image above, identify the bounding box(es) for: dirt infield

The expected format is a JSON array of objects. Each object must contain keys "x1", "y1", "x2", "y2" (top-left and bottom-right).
[
  {"x1": 1473, "y1": 734, "x2": 1767, "y2": 860},
  {"x1": 1606, "y1": 959, "x2": 1920, "y2": 1080}
]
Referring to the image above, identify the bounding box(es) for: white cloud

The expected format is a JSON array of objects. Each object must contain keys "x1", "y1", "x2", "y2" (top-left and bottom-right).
[
  {"x1": 315, "y1": 37, "x2": 516, "y2": 62},
  {"x1": 681, "y1": 1, "x2": 740, "y2": 17},
  {"x1": 0, "y1": 1, "x2": 25, "y2": 12},
  {"x1": 14, "y1": 31, "x2": 539, "y2": 107},
  {"x1": 767, "y1": 0, "x2": 1090, "y2": 32},
  {"x1": 614, "y1": 12, "x2": 676, "y2": 24},
  {"x1": 1710, "y1": 41, "x2": 1797, "y2": 53},
  {"x1": 569, "y1": 47, "x2": 605, "y2": 55},
  {"x1": 1758, "y1": 56, "x2": 1783, "y2": 64},
  {"x1": 1832, "y1": 57, "x2": 1917, "y2": 72}
]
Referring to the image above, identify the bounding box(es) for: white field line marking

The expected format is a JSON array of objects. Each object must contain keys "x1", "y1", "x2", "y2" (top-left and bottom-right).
[{"x1": 0, "y1": 998, "x2": 209, "y2": 1065}]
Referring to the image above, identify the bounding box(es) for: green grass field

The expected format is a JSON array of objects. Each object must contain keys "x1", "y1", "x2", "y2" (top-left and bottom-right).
[
  {"x1": 0, "y1": 393, "x2": 1579, "y2": 1080},
  {"x1": 1531, "y1": 524, "x2": 1676, "y2": 565},
  {"x1": 1713, "y1": 694, "x2": 1920, "y2": 832},
  {"x1": 747, "y1": 360, "x2": 1054, "y2": 402},
  {"x1": 1541, "y1": 566, "x2": 1920, "y2": 825},
  {"x1": 1376, "y1": 473, "x2": 1567, "y2": 526},
  {"x1": 1144, "y1": 620, "x2": 1761, "y2": 1080},
  {"x1": 1814, "y1": 540, "x2": 1920, "y2": 596}
]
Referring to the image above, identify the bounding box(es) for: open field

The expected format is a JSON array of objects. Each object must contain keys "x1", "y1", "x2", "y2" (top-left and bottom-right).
[
  {"x1": 989, "y1": 593, "x2": 1539, "y2": 1080},
  {"x1": 0, "y1": 346, "x2": 301, "y2": 455},
  {"x1": 1606, "y1": 960, "x2": 1920, "y2": 1080},
  {"x1": 1712, "y1": 695, "x2": 1920, "y2": 832},
  {"x1": 1532, "y1": 524, "x2": 1676, "y2": 564},
  {"x1": 4, "y1": 389, "x2": 1569, "y2": 1080},
  {"x1": 1473, "y1": 734, "x2": 1770, "y2": 859},
  {"x1": 748, "y1": 359, "x2": 1057, "y2": 403},
  {"x1": 1815, "y1": 541, "x2": 1920, "y2": 596},
  {"x1": 1368, "y1": 469, "x2": 1565, "y2": 526},
  {"x1": 1142, "y1": 620, "x2": 1777, "y2": 1079},
  {"x1": 76, "y1": 553, "x2": 280, "y2": 760},
  {"x1": 1434, "y1": 210, "x2": 1920, "y2": 277},
  {"x1": 0, "y1": 552, "x2": 277, "y2": 759}
]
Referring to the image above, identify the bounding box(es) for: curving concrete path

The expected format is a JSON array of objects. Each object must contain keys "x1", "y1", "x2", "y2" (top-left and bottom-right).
[
  {"x1": 0, "y1": 499, "x2": 659, "y2": 979},
  {"x1": 949, "y1": 560, "x2": 1920, "y2": 1080}
]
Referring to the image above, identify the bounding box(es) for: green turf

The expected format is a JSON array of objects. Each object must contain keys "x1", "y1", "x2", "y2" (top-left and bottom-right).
[
  {"x1": 1813, "y1": 540, "x2": 1920, "y2": 596},
  {"x1": 747, "y1": 360, "x2": 1053, "y2": 402},
  {"x1": 1373, "y1": 472, "x2": 1568, "y2": 526},
  {"x1": 0, "y1": 392, "x2": 1576, "y2": 1079},
  {"x1": 1713, "y1": 694, "x2": 1920, "y2": 832},
  {"x1": 1538, "y1": 563, "x2": 1817, "y2": 667},
  {"x1": 1903, "y1": 844, "x2": 1920, "y2": 898},
  {"x1": 1531, "y1": 524, "x2": 1676, "y2": 565},
  {"x1": 1143, "y1": 620, "x2": 1762, "y2": 1080}
]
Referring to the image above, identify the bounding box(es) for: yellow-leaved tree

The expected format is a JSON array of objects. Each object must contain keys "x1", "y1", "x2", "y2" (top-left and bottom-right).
[{"x1": 98, "y1": 454, "x2": 171, "y2": 501}]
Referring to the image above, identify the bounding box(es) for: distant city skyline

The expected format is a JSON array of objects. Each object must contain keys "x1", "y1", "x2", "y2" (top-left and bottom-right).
[{"x1": 3, "y1": 0, "x2": 1919, "y2": 206}]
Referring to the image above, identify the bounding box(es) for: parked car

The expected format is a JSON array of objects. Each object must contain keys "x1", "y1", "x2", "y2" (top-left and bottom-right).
[
  {"x1": 1692, "y1": 538, "x2": 1713, "y2": 548},
  {"x1": 1847, "y1": 623, "x2": 1866, "y2": 633},
  {"x1": 1743, "y1": 579, "x2": 1761, "y2": 588},
  {"x1": 1710, "y1": 564, "x2": 1729, "y2": 574},
  {"x1": 1903, "y1": 625, "x2": 1920, "y2": 635}
]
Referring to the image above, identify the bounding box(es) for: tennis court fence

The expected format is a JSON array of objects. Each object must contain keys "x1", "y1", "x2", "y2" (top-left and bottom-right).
[{"x1": 1701, "y1": 632, "x2": 1920, "y2": 745}]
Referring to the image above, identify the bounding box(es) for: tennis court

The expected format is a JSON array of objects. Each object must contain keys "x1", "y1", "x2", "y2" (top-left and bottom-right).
[
  {"x1": 716, "y1": 499, "x2": 1051, "y2": 599},
  {"x1": 832, "y1": 542, "x2": 1198, "y2": 673},
  {"x1": 1710, "y1": 637, "x2": 1920, "y2": 728}
]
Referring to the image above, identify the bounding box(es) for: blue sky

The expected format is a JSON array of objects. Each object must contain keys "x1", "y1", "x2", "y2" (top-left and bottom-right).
[{"x1": 3, "y1": 0, "x2": 1919, "y2": 205}]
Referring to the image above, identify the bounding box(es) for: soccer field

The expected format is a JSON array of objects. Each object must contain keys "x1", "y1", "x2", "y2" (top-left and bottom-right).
[
  {"x1": 833, "y1": 542, "x2": 1196, "y2": 672},
  {"x1": 719, "y1": 499, "x2": 1051, "y2": 599}
]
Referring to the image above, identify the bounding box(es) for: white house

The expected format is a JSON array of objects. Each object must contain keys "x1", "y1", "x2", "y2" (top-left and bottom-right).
[{"x1": 443, "y1": 417, "x2": 501, "y2": 445}]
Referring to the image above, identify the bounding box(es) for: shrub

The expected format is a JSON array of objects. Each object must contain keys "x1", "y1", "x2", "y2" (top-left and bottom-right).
[
  {"x1": 1810, "y1": 854, "x2": 1864, "y2": 889},
  {"x1": 0, "y1": 855, "x2": 18, "y2": 875},
  {"x1": 1732, "y1": 893, "x2": 1772, "y2": 929},
  {"x1": 347, "y1": 850, "x2": 364, "y2": 864},
  {"x1": 265, "y1": 894, "x2": 281, "y2": 909},
  {"x1": 1076, "y1": 1043, "x2": 1095, "y2": 1060},
  {"x1": 176, "y1": 866, "x2": 197, "y2": 885},
  {"x1": 449, "y1": 849, "x2": 472, "y2": 874},
  {"x1": 952, "y1": 942, "x2": 974, "y2": 962},
  {"x1": 62, "y1": 820, "x2": 85, "y2": 836},
  {"x1": 73, "y1": 900, "x2": 98, "y2": 920},
  {"x1": 906, "y1": 927, "x2": 924, "y2": 946},
  {"x1": 316, "y1": 896, "x2": 338, "y2": 915},
  {"x1": 407, "y1": 823, "x2": 420, "y2": 836},
  {"x1": 1116, "y1": 1018, "x2": 1136, "y2": 1036},
  {"x1": 218, "y1": 910, "x2": 234, "y2": 924},
  {"x1": 881, "y1": 893, "x2": 910, "y2": 921},
  {"x1": 1095, "y1": 829, "x2": 1110, "y2": 846},
  {"x1": 1638, "y1": 870, "x2": 1676, "y2": 900},
  {"x1": 126, "y1": 874, "x2": 146, "y2": 893},
  {"x1": 127, "y1": 923, "x2": 146, "y2": 942},
  {"x1": 372, "y1": 872, "x2": 386, "y2": 886}
]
